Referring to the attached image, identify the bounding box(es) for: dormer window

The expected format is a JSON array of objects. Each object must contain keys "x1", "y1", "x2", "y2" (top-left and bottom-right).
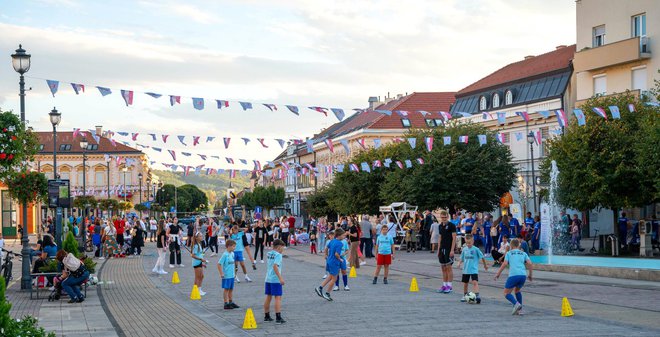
[
  {"x1": 492, "y1": 93, "x2": 500, "y2": 108},
  {"x1": 401, "y1": 119, "x2": 411, "y2": 128},
  {"x1": 479, "y1": 96, "x2": 488, "y2": 110},
  {"x1": 505, "y1": 90, "x2": 513, "y2": 105}
]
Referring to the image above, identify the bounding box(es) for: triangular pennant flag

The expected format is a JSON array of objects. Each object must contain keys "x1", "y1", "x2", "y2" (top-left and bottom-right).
[
  {"x1": 482, "y1": 111, "x2": 493, "y2": 120},
  {"x1": 145, "y1": 92, "x2": 161, "y2": 99},
  {"x1": 216, "y1": 100, "x2": 229, "y2": 109},
  {"x1": 148, "y1": 133, "x2": 156, "y2": 141},
  {"x1": 457, "y1": 112, "x2": 471, "y2": 118},
  {"x1": 515, "y1": 111, "x2": 530, "y2": 122},
  {"x1": 404, "y1": 160, "x2": 412, "y2": 168},
  {"x1": 239, "y1": 159, "x2": 248, "y2": 165},
  {"x1": 242, "y1": 137, "x2": 250, "y2": 145},
  {"x1": 443, "y1": 136, "x2": 451, "y2": 145},
  {"x1": 72, "y1": 128, "x2": 81, "y2": 138},
  {"x1": 308, "y1": 106, "x2": 328, "y2": 116},
  {"x1": 192, "y1": 97, "x2": 204, "y2": 110},
  {"x1": 71, "y1": 83, "x2": 85, "y2": 95},
  {"x1": 226, "y1": 157, "x2": 234, "y2": 164},
  {"x1": 120, "y1": 90, "x2": 134, "y2": 106},
  {"x1": 286, "y1": 105, "x2": 299, "y2": 115},
  {"x1": 169, "y1": 95, "x2": 181, "y2": 106},
  {"x1": 162, "y1": 134, "x2": 169, "y2": 143},
  {"x1": 458, "y1": 135, "x2": 469, "y2": 144},
  {"x1": 206, "y1": 136, "x2": 215, "y2": 143},
  {"x1": 360, "y1": 162, "x2": 371, "y2": 173},
  {"x1": 46, "y1": 80, "x2": 59, "y2": 97},
  {"x1": 356, "y1": 138, "x2": 366, "y2": 150},
  {"x1": 374, "y1": 109, "x2": 392, "y2": 116},
  {"x1": 535, "y1": 130, "x2": 542, "y2": 145},
  {"x1": 407, "y1": 137, "x2": 417, "y2": 149},
  {"x1": 275, "y1": 139, "x2": 285, "y2": 148},
  {"x1": 340, "y1": 139, "x2": 350, "y2": 155},
  {"x1": 324, "y1": 139, "x2": 334, "y2": 153},
  {"x1": 177, "y1": 135, "x2": 187, "y2": 146},
  {"x1": 97, "y1": 86, "x2": 112, "y2": 96},
  {"x1": 592, "y1": 107, "x2": 608, "y2": 120},
  {"x1": 193, "y1": 136, "x2": 201, "y2": 146},
  {"x1": 181, "y1": 152, "x2": 191, "y2": 157},
  {"x1": 131, "y1": 133, "x2": 139, "y2": 141},
  {"x1": 628, "y1": 103, "x2": 636, "y2": 112},
  {"x1": 608, "y1": 106, "x2": 621, "y2": 119},
  {"x1": 239, "y1": 102, "x2": 253, "y2": 110},
  {"x1": 117, "y1": 131, "x2": 128, "y2": 136},
  {"x1": 515, "y1": 132, "x2": 524, "y2": 141},
  {"x1": 110, "y1": 138, "x2": 117, "y2": 147},
  {"x1": 396, "y1": 161, "x2": 404, "y2": 169},
  {"x1": 374, "y1": 138, "x2": 381, "y2": 149},
  {"x1": 257, "y1": 138, "x2": 269, "y2": 148},
  {"x1": 418, "y1": 110, "x2": 431, "y2": 117},
  {"x1": 497, "y1": 112, "x2": 506, "y2": 125},
  {"x1": 497, "y1": 133, "x2": 505, "y2": 143},
  {"x1": 416, "y1": 158, "x2": 425, "y2": 165},
  {"x1": 253, "y1": 160, "x2": 262, "y2": 171},
  {"x1": 331, "y1": 108, "x2": 345, "y2": 121},
  {"x1": 167, "y1": 150, "x2": 176, "y2": 161},
  {"x1": 478, "y1": 134, "x2": 487, "y2": 146},
  {"x1": 424, "y1": 137, "x2": 433, "y2": 152},
  {"x1": 555, "y1": 109, "x2": 568, "y2": 128},
  {"x1": 384, "y1": 158, "x2": 392, "y2": 168},
  {"x1": 538, "y1": 110, "x2": 551, "y2": 118},
  {"x1": 395, "y1": 110, "x2": 411, "y2": 117},
  {"x1": 263, "y1": 103, "x2": 277, "y2": 111},
  {"x1": 152, "y1": 147, "x2": 162, "y2": 152},
  {"x1": 223, "y1": 137, "x2": 231, "y2": 149}
]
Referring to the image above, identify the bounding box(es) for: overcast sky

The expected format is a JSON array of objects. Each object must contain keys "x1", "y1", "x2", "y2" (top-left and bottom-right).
[{"x1": 0, "y1": 0, "x2": 575, "y2": 170}]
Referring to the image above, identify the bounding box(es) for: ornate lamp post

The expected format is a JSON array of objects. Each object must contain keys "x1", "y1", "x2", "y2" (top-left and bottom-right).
[
  {"x1": 49, "y1": 108, "x2": 62, "y2": 247},
  {"x1": 138, "y1": 172, "x2": 143, "y2": 218},
  {"x1": 527, "y1": 131, "x2": 537, "y2": 214},
  {"x1": 12, "y1": 44, "x2": 32, "y2": 290},
  {"x1": 79, "y1": 137, "x2": 88, "y2": 250},
  {"x1": 105, "y1": 155, "x2": 111, "y2": 200}
]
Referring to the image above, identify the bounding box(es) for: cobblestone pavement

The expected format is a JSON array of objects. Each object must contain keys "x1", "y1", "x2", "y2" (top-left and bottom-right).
[
  {"x1": 98, "y1": 254, "x2": 227, "y2": 337},
  {"x1": 140, "y1": 243, "x2": 660, "y2": 337}
]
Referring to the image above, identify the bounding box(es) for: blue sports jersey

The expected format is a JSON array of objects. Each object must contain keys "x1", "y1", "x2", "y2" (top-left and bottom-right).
[
  {"x1": 376, "y1": 234, "x2": 394, "y2": 255},
  {"x1": 192, "y1": 244, "x2": 204, "y2": 267},
  {"x1": 509, "y1": 218, "x2": 521, "y2": 235},
  {"x1": 499, "y1": 222, "x2": 510, "y2": 237},
  {"x1": 231, "y1": 231, "x2": 245, "y2": 252},
  {"x1": 341, "y1": 239, "x2": 349, "y2": 256},
  {"x1": 505, "y1": 249, "x2": 530, "y2": 276},
  {"x1": 460, "y1": 246, "x2": 484, "y2": 274},
  {"x1": 326, "y1": 239, "x2": 343, "y2": 264},
  {"x1": 532, "y1": 222, "x2": 541, "y2": 239},
  {"x1": 218, "y1": 251, "x2": 235, "y2": 279},
  {"x1": 525, "y1": 217, "x2": 534, "y2": 228},
  {"x1": 464, "y1": 218, "x2": 476, "y2": 233},
  {"x1": 265, "y1": 250, "x2": 283, "y2": 283}
]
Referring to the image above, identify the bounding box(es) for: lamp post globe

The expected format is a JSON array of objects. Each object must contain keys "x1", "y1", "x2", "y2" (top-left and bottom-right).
[
  {"x1": 11, "y1": 44, "x2": 31, "y2": 74},
  {"x1": 49, "y1": 107, "x2": 61, "y2": 126},
  {"x1": 526, "y1": 131, "x2": 535, "y2": 145}
]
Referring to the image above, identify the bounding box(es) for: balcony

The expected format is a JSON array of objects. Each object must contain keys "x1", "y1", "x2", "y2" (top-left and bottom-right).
[{"x1": 574, "y1": 37, "x2": 651, "y2": 72}]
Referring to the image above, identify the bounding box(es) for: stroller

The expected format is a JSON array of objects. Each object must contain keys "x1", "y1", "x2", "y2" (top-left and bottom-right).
[{"x1": 47, "y1": 274, "x2": 64, "y2": 302}]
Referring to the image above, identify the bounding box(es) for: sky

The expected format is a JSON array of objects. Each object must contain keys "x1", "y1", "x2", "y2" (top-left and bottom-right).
[{"x1": 0, "y1": 0, "x2": 576, "y2": 171}]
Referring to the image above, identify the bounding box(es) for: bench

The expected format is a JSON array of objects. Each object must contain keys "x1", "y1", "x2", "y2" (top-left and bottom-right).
[{"x1": 30, "y1": 272, "x2": 88, "y2": 300}]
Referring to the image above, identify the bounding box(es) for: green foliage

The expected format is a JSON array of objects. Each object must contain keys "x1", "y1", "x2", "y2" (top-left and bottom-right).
[
  {"x1": 118, "y1": 201, "x2": 133, "y2": 212},
  {"x1": 4, "y1": 170, "x2": 48, "y2": 204},
  {"x1": 73, "y1": 195, "x2": 97, "y2": 210},
  {"x1": 134, "y1": 204, "x2": 148, "y2": 212},
  {"x1": 237, "y1": 186, "x2": 285, "y2": 211},
  {"x1": 38, "y1": 260, "x2": 58, "y2": 273},
  {"x1": 0, "y1": 110, "x2": 40, "y2": 181},
  {"x1": 63, "y1": 231, "x2": 79, "y2": 257},
  {"x1": 0, "y1": 276, "x2": 55, "y2": 337},
  {"x1": 542, "y1": 91, "x2": 659, "y2": 213},
  {"x1": 322, "y1": 122, "x2": 516, "y2": 213},
  {"x1": 98, "y1": 198, "x2": 119, "y2": 211},
  {"x1": 81, "y1": 255, "x2": 96, "y2": 274},
  {"x1": 178, "y1": 184, "x2": 208, "y2": 211},
  {"x1": 155, "y1": 184, "x2": 209, "y2": 213},
  {"x1": 306, "y1": 187, "x2": 334, "y2": 217}
]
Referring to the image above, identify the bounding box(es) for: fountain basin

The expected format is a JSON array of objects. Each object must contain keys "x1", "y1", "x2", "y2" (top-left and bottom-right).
[{"x1": 530, "y1": 255, "x2": 660, "y2": 281}]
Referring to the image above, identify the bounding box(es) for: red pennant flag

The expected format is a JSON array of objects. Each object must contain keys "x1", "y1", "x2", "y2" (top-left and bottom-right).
[
  {"x1": 162, "y1": 134, "x2": 169, "y2": 143},
  {"x1": 308, "y1": 106, "x2": 329, "y2": 116},
  {"x1": 167, "y1": 150, "x2": 176, "y2": 161},
  {"x1": 223, "y1": 137, "x2": 231, "y2": 149},
  {"x1": 324, "y1": 139, "x2": 334, "y2": 153},
  {"x1": 257, "y1": 138, "x2": 269, "y2": 148},
  {"x1": 131, "y1": 133, "x2": 139, "y2": 141},
  {"x1": 356, "y1": 138, "x2": 366, "y2": 150},
  {"x1": 193, "y1": 136, "x2": 200, "y2": 146}
]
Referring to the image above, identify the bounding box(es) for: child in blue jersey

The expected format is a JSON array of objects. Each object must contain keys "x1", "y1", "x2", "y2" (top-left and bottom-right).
[
  {"x1": 494, "y1": 238, "x2": 533, "y2": 315},
  {"x1": 321, "y1": 232, "x2": 335, "y2": 279},
  {"x1": 190, "y1": 232, "x2": 209, "y2": 296},
  {"x1": 458, "y1": 234, "x2": 487, "y2": 303},
  {"x1": 230, "y1": 225, "x2": 252, "y2": 283},
  {"x1": 316, "y1": 228, "x2": 345, "y2": 301},
  {"x1": 531, "y1": 216, "x2": 541, "y2": 252},
  {"x1": 217, "y1": 239, "x2": 238, "y2": 310},
  {"x1": 333, "y1": 236, "x2": 350, "y2": 291},
  {"x1": 373, "y1": 225, "x2": 395, "y2": 284},
  {"x1": 264, "y1": 239, "x2": 286, "y2": 324}
]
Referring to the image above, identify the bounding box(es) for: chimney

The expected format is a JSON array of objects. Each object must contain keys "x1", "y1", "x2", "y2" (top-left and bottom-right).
[
  {"x1": 396, "y1": 94, "x2": 403, "y2": 99},
  {"x1": 368, "y1": 96, "x2": 380, "y2": 109},
  {"x1": 524, "y1": 55, "x2": 535, "y2": 60},
  {"x1": 95, "y1": 125, "x2": 103, "y2": 136},
  {"x1": 556, "y1": 45, "x2": 567, "y2": 50}
]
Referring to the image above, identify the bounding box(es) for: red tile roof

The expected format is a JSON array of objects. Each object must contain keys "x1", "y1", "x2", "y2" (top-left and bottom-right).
[
  {"x1": 457, "y1": 45, "x2": 576, "y2": 96},
  {"x1": 35, "y1": 132, "x2": 142, "y2": 154},
  {"x1": 370, "y1": 92, "x2": 455, "y2": 129}
]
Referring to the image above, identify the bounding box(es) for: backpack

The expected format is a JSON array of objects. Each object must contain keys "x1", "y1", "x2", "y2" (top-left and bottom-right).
[{"x1": 63, "y1": 253, "x2": 82, "y2": 271}]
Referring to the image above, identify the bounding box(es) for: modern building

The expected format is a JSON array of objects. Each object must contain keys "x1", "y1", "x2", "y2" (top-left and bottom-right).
[
  {"x1": 450, "y1": 44, "x2": 576, "y2": 216},
  {"x1": 574, "y1": 0, "x2": 658, "y2": 105}
]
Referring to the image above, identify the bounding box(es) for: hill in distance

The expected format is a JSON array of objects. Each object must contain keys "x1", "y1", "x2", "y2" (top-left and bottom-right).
[{"x1": 152, "y1": 169, "x2": 251, "y2": 204}]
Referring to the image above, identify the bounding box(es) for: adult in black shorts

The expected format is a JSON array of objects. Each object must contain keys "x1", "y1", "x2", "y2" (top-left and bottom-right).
[{"x1": 437, "y1": 211, "x2": 456, "y2": 293}]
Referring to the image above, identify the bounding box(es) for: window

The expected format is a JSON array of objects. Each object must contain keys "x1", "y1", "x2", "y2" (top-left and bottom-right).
[
  {"x1": 593, "y1": 25, "x2": 606, "y2": 47},
  {"x1": 505, "y1": 90, "x2": 513, "y2": 105},
  {"x1": 632, "y1": 67, "x2": 647, "y2": 91},
  {"x1": 501, "y1": 133, "x2": 510, "y2": 144},
  {"x1": 401, "y1": 119, "x2": 411, "y2": 127},
  {"x1": 593, "y1": 75, "x2": 607, "y2": 96},
  {"x1": 120, "y1": 171, "x2": 132, "y2": 186},
  {"x1": 479, "y1": 96, "x2": 488, "y2": 110},
  {"x1": 38, "y1": 144, "x2": 44, "y2": 151},
  {"x1": 632, "y1": 14, "x2": 646, "y2": 38},
  {"x1": 492, "y1": 93, "x2": 500, "y2": 108},
  {"x1": 95, "y1": 171, "x2": 105, "y2": 185},
  {"x1": 425, "y1": 119, "x2": 435, "y2": 127},
  {"x1": 2, "y1": 191, "x2": 17, "y2": 231},
  {"x1": 434, "y1": 119, "x2": 444, "y2": 127},
  {"x1": 59, "y1": 144, "x2": 72, "y2": 151},
  {"x1": 76, "y1": 168, "x2": 85, "y2": 186},
  {"x1": 87, "y1": 144, "x2": 98, "y2": 151}
]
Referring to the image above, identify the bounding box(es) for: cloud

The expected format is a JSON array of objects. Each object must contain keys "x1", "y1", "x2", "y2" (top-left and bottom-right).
[{"x1": 138, "y1": 1, "x2": 220, "y2": 25}]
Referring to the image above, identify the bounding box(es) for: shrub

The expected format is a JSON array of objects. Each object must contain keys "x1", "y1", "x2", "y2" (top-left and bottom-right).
[
  {"x1": 62, "y1": 232, "x2": 79, "y2": 257},
  {"x1": 0, "y1": 276, "x2": 55, "y2": 337}
]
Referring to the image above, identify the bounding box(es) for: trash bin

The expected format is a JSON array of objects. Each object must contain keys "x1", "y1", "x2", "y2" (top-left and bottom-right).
[{"x1": 598, "y1": 234, "x2": 611, "y2": 255}]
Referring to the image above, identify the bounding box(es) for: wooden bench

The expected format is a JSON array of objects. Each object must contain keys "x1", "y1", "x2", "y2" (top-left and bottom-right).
[{"x1": 30, "y1": 272, "x2": 88, "y2": 300}]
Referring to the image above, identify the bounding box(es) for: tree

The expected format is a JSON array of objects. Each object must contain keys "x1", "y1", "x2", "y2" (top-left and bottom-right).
[
  {"x1": 542, "y1": 90, "x2": 659, "y2": 234},
  {"x1": 98, "y1": 199, "x2": 119, "y2": 212},
  {"x1": 178, "y1": 184, "x2": 208, "y2": 211},
  {"x1": 73, "y1": 195, "x2": 97, "y2": 210},
  {"x1": 118, "y1": 201, "x2": 133, "y2": 212},
  {"x1": 306, "y1": 187, "x2": 334, "y2": 217},
  {"x1": 134, "y1": 204, "x2": 148, "y2": 213}
]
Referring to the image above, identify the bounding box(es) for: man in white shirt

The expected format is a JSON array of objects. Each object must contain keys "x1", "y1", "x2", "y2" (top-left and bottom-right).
[{"x1": 149, "y1": 217, "x2": 157, "y2": 242}]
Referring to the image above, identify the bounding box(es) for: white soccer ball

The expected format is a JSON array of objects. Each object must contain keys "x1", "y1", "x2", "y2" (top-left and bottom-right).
[{"x1": 466, "y1": 292, "x2": 477, "y2": 304}]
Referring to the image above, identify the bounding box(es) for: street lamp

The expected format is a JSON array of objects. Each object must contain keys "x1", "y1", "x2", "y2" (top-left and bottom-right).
[
  {"x1": 79, "y1": 137, "x2": 88, "y2": 251},
  {"x1": 527, "y1": 131, "x2": 537, "y2": 214},
  {"x1": 12, "y1": 44, "x2": 32, "y2": 290},
  {"x1": 122, "y1": 167, "x2": 128, "y2": 203},
  {"x1": 138, "y1": 172, "x2": 143, "y2": 218},
  {"x1": 49, "y1": 107, "x2": 62, "y2": 248},
  {"x1": 105, "y1": 155, "x2": 111, "y2": 200}
]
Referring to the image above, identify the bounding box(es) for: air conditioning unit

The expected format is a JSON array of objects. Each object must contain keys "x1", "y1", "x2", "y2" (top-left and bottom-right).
[{"x1": 641, "y1": 36, "x2": 650, "y2": 53}]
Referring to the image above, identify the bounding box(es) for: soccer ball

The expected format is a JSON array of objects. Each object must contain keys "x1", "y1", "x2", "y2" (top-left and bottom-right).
[{"x1": 466, "y1": 292, "x2": 477, "y2": 304}]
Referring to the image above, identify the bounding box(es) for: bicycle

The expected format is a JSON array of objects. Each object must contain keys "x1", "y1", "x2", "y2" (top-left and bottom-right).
[
  {"x1": 0, "y1": 249, "x2": 21, "y2": 287},
  {"x1": 590, "y1": 229, "x2": 600, "y2": 254}
]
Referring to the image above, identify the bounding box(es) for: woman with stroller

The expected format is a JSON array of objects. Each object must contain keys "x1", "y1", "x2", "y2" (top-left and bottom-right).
[{"x1": 56, "y1": 250, "x2": 90, "y2": 303}]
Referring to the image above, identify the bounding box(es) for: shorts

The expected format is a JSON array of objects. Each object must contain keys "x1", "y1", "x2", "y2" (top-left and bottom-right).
[
  {"x1": 376, "y1": 254, "x2": 392, "y2": 266},
  {"x1": 438, "y1": 248, "x2": 454, "y2": 266},
  {"x1": 193, "y1": 264, "x2": 203, "y2": 269},
  {"x1": 339, "y1": 258, "x2": 347, "y2": 271},
  {"x1": 222, "y1": 278, "x2": 235, "y2": 290},
  {"x1": 265, "y1": 282, "x2": 283, "y2": 296},
  {"x1": 461, "y1": 274, "x2": 479, "y2": 283},
  {"x1": 327, "y1": 261, "x2": 340, "y2": 276},
  {"x1": 234, "y1": 251, "x2": 244, "y2": 262},
  {"x1": 505, "y1": 275, "x2": 527, "y2": 289}
]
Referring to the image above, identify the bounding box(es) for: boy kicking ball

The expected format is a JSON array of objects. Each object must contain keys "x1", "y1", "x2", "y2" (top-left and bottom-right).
[
  {"x1": 264, "y1": 239, "x2": 286, "y2": 324},
  {"x1": 494, "y1": 238, "x2": 533, "y2": 315},
  {"x1": 217, "y1": 239, "x2": 239, "y2": 310},
  {"x1": 316, "y1": 228, "x2": 345, "y2": 301},
  {"x1": 457, "y1": 234, "x2": 487, "y2": 303}
]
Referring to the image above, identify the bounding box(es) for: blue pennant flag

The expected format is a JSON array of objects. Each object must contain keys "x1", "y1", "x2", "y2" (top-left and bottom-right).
[
  {"x1": 537, "y1": 110, "x2": 551, "y2": 118},
  {"x1": 306, "y1": 139, "x2": 314, "y2": 153},
  {"x1": 145, "y1": 92, "x2": 162, "y2": 99},
  {"x1": 96, "y1": 86, "x2": 112, "y2": 96},
  {"x1": 361, "y1": 162, "x2": 371, "y2": 173},
  {"x1": 286, "y1": 105, "x2": 299, "y2": 115},
  {"x1": 46, "y1": 80, "x2": 59, "y2": 97},
  {"x1": 331, "y1": 108, "x2": 345, "y2": 121},
  {"x1": 177, "y1": 135, "x2": 187, "y2": 146},
  {"x1": 404, "y1": 160, "x2": 412, "y2": 168},
  {"x1": 608, "y1": 106, "x2": 621, "y2": 119},
  {"x1": 340, "y1": 139, "x2": 350, "y2": 154},
  {"x1": 374, "y1": 138, "x2": 381, "y2": 149},
  {"x1": 374, "y1": 110, "x2": 392, "y2": 116},
  {"x1": 206, "y1": 136, "x2": 215, "y2": 143},
  {"x1": 239, "y1": 102, "x2": 253, "y2": 111},
  {"x1": 192, "y1": 97, "x2": 204, "y2": 110},
  {"x1": 242, "y1": 137, "x2": 250, "y2": 145}
]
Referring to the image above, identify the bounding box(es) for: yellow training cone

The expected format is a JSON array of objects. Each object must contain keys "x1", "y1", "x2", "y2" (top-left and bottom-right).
[
  {"x1": 409, "y1": 277, "x2": 419, "y2": 292},
  {"x1": 242, "y1": 308, "x2": 257, "y2": 330},
  {"x1": 349, "y1": 266, "x2": 357, "y2": 278},
  {"x1": 190, "y1": 285, "x2": 201, "y2": 300},
  {"x1": 561, "y1": 297, "x2": 574, "y2": 317},
  {"x1": 171, "y1": 271, "x2": 180, "y2": 284}
]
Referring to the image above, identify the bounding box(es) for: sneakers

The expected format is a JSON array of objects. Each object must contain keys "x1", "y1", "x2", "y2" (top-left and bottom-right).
[
  {"x1": 383, "y1": 278, "x2": 388, "y2": 284},
  {"x1": 264, "y1": 316, "x2": 274, "y2": 322},
  {"x1": 230, "y1": 302, "x2": 240, "y2": 309},
  {"x1": 512, "y1": 303, "x2": 523, "y2": 315},
  {"x1": 178, "y1": 264, "x2": 185, "y2": 268},
  {"x1": 372, "y1": 278, "x2": 377, "y2": 284},
  {"x1": 235, "y1": 277, "x2": 240, "y2": 283},
  {"x1": 245, "y1": 275, "x2": 252, "y2": 282},
  {"x1": 322, "y1": 292, "x2": 333, "y2": 301},
  {"x1": 359, "y1": 261, "x2": 366, "y2": 266},
  {"x1": 460, "y1": 295, "x2": 468, "y2": 302},
  {"x1": 344, "y1": 286, "x2": 350, "y2": 291},
  {"x1": 314, "y1": 286, "x2": 323, "y2": 298},
  {"x1": 332, "y1": 285, "x2": 339, "y2": 291},
  {"x1": 152, "y1": 268, "x2": 158, "y2": 274},
  {"x1": 260, "y1": 260, "x2": 265, "y2": 264},
  {"x1": 322, "y1": 274, "x2": 328, "y2": 279},
  {"x1": 224, "y1": 304, "x2": 232, "y2": 310},
  {"x1": 446, "y1": 286, "x2": 453, "y2": 293},
  {"x1": 99, "y1": 257, "x2": 105, "y2": 260},
  {"x1": 276, "y1": 318, "x2": 286, "y2": 324},
  {"x1": 169, "y1": 264, "x2": 175, "y2": 268},
  {"x1": 476, "y1": 297, "x2": 481, "y2": 304},
  {"x1": 437, "y1": 286, "x2": 447, "y2": 293},
  {"x1": 158, "y1": 270, "x2": 168, "y2": 275},
  {"x1": 210, "y1": 253, "x2": 217, "y2": 257},
  {"x1": 199, "y1": 290, "x2": 207, "y2": 296}
]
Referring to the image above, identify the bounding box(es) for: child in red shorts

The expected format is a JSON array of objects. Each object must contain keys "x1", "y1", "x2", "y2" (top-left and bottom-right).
[{"x1": 373, "y1": 225, "x2": 395, "y2": 284}]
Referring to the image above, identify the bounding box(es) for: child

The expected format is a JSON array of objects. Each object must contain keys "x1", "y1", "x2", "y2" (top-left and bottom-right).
[
  {"x1": 316, "y1": 228, "x2": 345, "y2": 301},
  {"x1": 190, "y1": 232, "x2": 209, "y2": 296},
  {"x1": 494, "y1": 238, "x2": 533, "y2": 315},
  {"x1": 310, "y1": 232, "x2": 317, "y2": 254},
  {"x1": 571, "y1": 220, "x2": 579, "y2": 250},
  {"x1": 373, "y1": 225, "x2": 394, "y2": 284},
  {"x1": 333, "y1": 234, "x2": 350, "y2": 291},
  {"x1": 218, "y1": 239, "x2": 238, "y2": 310},
  {"x1": 321, "y1": 232, "x2": 335, "y2": 279},
  {"x1": 264, "y1": 239, "x2": 286, "y2": 324},
  {"x1": 457, "y1": 234, "x2": 488, "y2": 303},
  {"x1": 230, "y1": 225, "x2": 252, "y2": 283},
  {"x1": 437, "y1": 210, "x2": 457, "y2": 293},
  {"x1": 531, "y1": 216, "x2": 541, "y2": 252}
]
